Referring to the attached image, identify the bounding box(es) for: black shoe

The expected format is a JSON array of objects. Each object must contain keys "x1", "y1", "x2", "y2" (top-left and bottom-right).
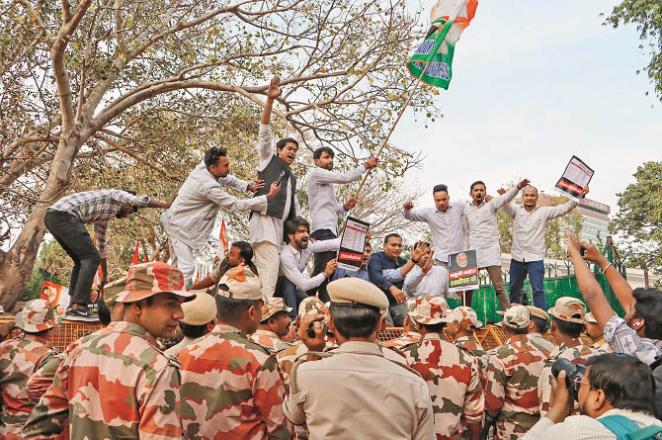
[{"x1": 64, "y1": 306, "x2": 99, "y2": 322}]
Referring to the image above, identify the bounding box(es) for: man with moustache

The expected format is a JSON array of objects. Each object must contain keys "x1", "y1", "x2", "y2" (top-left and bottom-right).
[
  {"x1": 251, "y1": 77, "x2": 300, "y2": 298},
  {"x1": 279, "y1": 216, "x2": 340, "y2": 317},
  {"x1": 307, "y1": 146, "x2": 378, "y2": 301},
  {"x1": 162, "y1": 145, "x2": 280, "y2": 286},
  {"x1": 463, "y1": 178, "x2": 529, "y2": 311}
]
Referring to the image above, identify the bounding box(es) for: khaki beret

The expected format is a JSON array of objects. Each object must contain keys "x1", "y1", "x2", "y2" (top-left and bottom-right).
[
  {"x1": 181, "y1": 292, "x2": 217, "y2": 326},
  {"x1": 327, "y1": 278, "x2": 389, "y2": 313}
]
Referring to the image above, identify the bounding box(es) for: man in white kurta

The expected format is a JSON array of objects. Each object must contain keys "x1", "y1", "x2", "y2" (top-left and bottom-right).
[{"x1": 463, "y1": 178, "x2": 529, "y2": 311}]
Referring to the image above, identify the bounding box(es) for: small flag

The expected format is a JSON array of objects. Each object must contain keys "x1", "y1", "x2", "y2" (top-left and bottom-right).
[
  {"x1": 407, "y1": 0, "x2": 478, "y2": 89},
  {"x1": 216, "y1": 220, "x2": 229, "y2": 258},
  {"x1": 131, "y1": 239, "x2": 142, "y2": 265}
]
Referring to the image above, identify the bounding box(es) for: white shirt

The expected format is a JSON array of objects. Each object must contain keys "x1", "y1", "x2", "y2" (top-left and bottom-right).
[
  {"x1": 307, "y1": 165, "x2": 365, "y2": 234},
  {"x1": 463, "y1": 186, "x2": 519, "y2": 268},
  {"x1": 403, "y1": 265, "x2": 449, "y2": 297},
  {"x1": 502, "y1": 200, "x2": 576, "y2": 262},
  {"x1": 249, "y1": 123, "x2": 296, "y2": 247},
  {"x1": 523, "y1": 408, "x2": 662, "y2": 439},
  {"x1": 162, "y1": 162, "x2": 266, "y2": 248},
  {"x1": 279, "y1": 238, "x2": 341, "y2": 291},
  {"x1": 403, "y1": 201, "x2": 465, "y2": 263}
]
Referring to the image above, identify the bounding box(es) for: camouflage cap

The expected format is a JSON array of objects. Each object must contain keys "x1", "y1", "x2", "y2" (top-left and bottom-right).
[
  {"x1": 327, "y1": 278, "x2": 389, "y2": 313},
  {"x1": 103, "y1": 276, "x2": 126, "y2": 305},
  {"x1": 260, "y1": 297, "x2": 293, "y2": 322},
  {"x1": 15, "y1": 299, "x2": 55, "y2": 333},
  {"x1": 526, "y1": 305, "x2": 549, "y2": 322},
  {"x1": 298, "y1": 296, "x2": 328, "y2": 317},
  {"x1": 585, "y1": 311, "x2": 598, "y2": 324},
  {"x1": 409, "y1": 295, "x2": 449, "y2": 325},
  {"x1": 181, "y1": 292, "x2": 217, "y2": 326},
  {"x1": 548, "y1": 297, "x2": 586, "y2": 324},
  {"x1": 217, "y1": 266, "x2": 262, "y2": 300},
  {"x1": 498, "y1": 304, "x2": 531, "y2": 330},
  {"x1": 115, "y1": 262, "x2": 196, "y2": 304},
  {"x1": 441, "y1": 306, "x2": 483, "y2": 329}
]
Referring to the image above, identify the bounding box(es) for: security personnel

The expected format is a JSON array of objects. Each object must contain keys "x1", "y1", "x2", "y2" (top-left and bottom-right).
[{"x1": 282, "y1": 278, "x2": 434, "y2": 439}]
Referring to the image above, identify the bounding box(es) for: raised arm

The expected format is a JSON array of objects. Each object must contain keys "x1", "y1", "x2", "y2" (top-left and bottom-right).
[
  {"x1": 257, "y1": 77, "x2": 281, "y2": 162},
  {"x1": 308, "y1": 237, "x2": 341, "y2": 254},
  {"x1": 490, "y1": 178, "x2": 529, "y2": 210},
  {"x1": 565, "y1": 232, "x2": 616, "y2": 327},
  {"x1": 218, "y1": 174, "x2": 250, "y2": 193},
  {"x1": 581, "y1": 241, "x2": 636, "y2": 318},
  {"x1": 544, "y1": 199, "x2": 577, "y2": 220},
  {"x1": 403, "y1": 201, "x2": 428, "y2": 222}
]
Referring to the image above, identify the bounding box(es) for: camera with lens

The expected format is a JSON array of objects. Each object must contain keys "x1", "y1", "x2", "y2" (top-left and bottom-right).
[{"x1": 551, "y1": 358, "x2": 586, "y2": 401}]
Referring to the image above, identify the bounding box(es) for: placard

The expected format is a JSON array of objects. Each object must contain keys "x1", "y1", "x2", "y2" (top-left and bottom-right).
[
  {"x1": 337, "y1": 217, "x2": 370, "y2": 272},
  {"x1": 555, "y1": 155, "x2": 594, "y2": 200},
  {"x1": 448, "y1": 250, "x2": 479, "y2": 293}
]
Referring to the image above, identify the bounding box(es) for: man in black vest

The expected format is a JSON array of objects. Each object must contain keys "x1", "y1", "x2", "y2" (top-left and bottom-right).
[{"x1": 250, "y1": 77, "x2": 299, "y2": 298}]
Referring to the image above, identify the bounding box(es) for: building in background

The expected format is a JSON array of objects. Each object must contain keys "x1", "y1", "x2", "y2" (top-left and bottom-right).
[{"x1": 577, "y1": 198, "x2": 611, "y2": 244}]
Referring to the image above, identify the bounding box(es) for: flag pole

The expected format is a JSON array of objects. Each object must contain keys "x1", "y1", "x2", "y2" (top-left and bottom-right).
[
  {"x1": 354, "y1": 60, "x2": 433, "y2": 196},
  {"x1": 354, "y1": 1, "x2": 466, "y2": 197}
]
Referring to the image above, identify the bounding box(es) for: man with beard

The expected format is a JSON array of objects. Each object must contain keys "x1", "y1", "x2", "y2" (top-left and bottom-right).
[
  {"x1": 162, "y1": 145, "x2": 280, "y2": 285},
  {"x1": 306, "y1": 147, "x2": 378, "y2": 301},
  {"x1": 279, "y1": 216, "x2": 339, "y2": 317},
  {"x1": 463, "y1": 178, "x2": 529, "y2": 311},
  {"x1": 45, "y1": 189, "x2": 170, "y2": 321}
]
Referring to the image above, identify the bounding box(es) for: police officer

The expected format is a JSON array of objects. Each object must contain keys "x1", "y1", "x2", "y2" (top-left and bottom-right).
[{"x1": 283, "y1": 278, "x2": 434, "y2": 439}]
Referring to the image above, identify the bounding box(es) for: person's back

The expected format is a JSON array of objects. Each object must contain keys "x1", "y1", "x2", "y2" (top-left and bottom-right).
[
  {"x1": 404, "y1": 333, "x2": 483, "y2": 438},
  {"x1": 0, "y1": 299, "x2": 57, "y2": 438},
  {"x1": 179, "y1": 324, "x2": 288, "y2": 439},
  {"x1": 178, "y1": 267, "x2": 290, "y2": 440},
  {"x1": 294, "y1": 340, "x2": 432, "y2": 439},
  {"x1": 0, "y1": 335, "x2": 56, "y2": 437}
]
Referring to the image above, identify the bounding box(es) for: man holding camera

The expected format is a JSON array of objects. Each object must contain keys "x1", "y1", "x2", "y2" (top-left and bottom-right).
[
  {"x1": 523, "y1": 353, "x2": 662, "y2": 439},
  {"x1": 537, "y1": 297, "x2": 601, "y2": 416}
]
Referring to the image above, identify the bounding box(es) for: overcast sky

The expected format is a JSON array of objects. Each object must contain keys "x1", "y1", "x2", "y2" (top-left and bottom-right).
[{"x1": 392, "y1": 0, "x2": 661, "y2": 212}]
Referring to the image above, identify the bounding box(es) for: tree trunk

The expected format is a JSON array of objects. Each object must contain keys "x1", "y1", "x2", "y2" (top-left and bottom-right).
[{"x1": 0, "y1": 135, "x2": 81, "y2": 310}]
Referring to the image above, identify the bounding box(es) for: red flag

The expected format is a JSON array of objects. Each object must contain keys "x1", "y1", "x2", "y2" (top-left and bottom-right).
[
  {"x1": 131, "y1": 239, "x2": 142, "y2": 265},
  {"x1": 216, "y1": 220, "x2": 229, "y2": 258}
]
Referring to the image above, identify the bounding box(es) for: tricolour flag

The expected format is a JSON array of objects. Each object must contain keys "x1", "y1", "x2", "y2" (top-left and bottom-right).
[{"x1": 407, "y1": 0, "x2": 478, "y2": 89}]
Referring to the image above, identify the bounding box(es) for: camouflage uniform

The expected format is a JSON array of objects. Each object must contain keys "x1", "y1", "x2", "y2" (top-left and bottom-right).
[
  {"x1": 0, "y1": 299, "x2": 58, "y2": 439},
  {"x1": 538, "y1": 297, "x2": 600, "y2": 415},
  {"x1": 26, "y1": 352, "x2": 65, "y2": 405},
  {"x1": 23, "y1": 321, "x2": 183, "y2": 439},
  {"x1": 537, "y1": 339, "x2": 601, "y2": 414},
  {"x1": 404, "y1": 296, "x2": 483, "y2": 440},
  {"x1": 453, "y1": 335, "x2": 488, "y2": 382},
  {"x1": 485, "y1": 305, "x2": 547, "y2": 439},
  {"x1": 23, "y1": 262, "x2": 193, "y2": 440},
  {"x1": 382, "y1": 331, "x2": 421, "y2": 349},
  {"x1": 251, "y1": 328, "x2": 293, "y2": 353},
  {"x1": 527, "y1": 333, "x2": 555, "y2": 357},
  {"x1": 179, "y1": 324, "x2": 290, "y2": 439},
  {"x1": 178, "y1": 267, "x2": 290, "y2": 440}
]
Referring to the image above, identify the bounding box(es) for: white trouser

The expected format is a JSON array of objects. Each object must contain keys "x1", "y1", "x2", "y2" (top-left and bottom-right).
[
  {"x1": 253, "y1": 241, "x2": 280, "y2": 298},
  {"x1": 168, "y1": 239, "x2": 196, "y2": 285}
]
